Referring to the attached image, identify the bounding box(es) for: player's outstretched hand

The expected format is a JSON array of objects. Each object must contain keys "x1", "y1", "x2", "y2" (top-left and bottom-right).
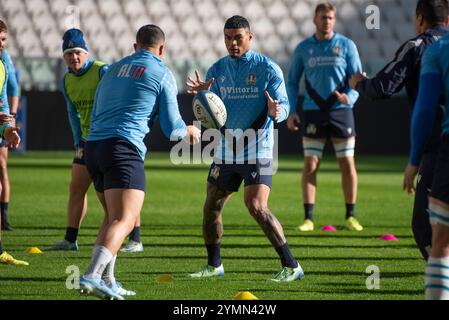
[
  {"x1": 403, "y1": 163, "x2": 419, "y2": 195},
  {"x1": 265, "y1": 91, "x2": 281, "y2": 121},
  {"x1": 3, "y1": 126, "x2": 20, "y2": 149},
  {"x1": 349, "y1": 72, "x2": 368, "y2": 89},
  {"x1": 185, "y1": 125, "x2": 201, "y2": 145},
  {"x1": 287, "y1": 114, "x2": 301, "y2": 132},
  {"x1": 334, "y1": 91, "x2": 351, "y2": 105},
  {"x1": 186, "y1": 70, "x2": 215, "y2": 94},
  {"x1": 0, "y1": 112, "x2": 14, "y2": 125}
]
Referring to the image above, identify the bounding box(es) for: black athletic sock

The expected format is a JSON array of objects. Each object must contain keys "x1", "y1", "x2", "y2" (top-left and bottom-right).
[
  {"x1": 206, "y1": 243, "x2": 221, "y2": 267},
  {"x1": 275, "y1": 243, "x2": 298, "y2": 268},
  {"x1": 346, "y1": 203, "x2": 355, "y2": 219},
  {"x1": 1, "y1": 202, "x2": 9, "y2": 223},
  {"x1": 0, "y1": 240, "x2": 3, "y2": 254},
  {"x1": 129, "y1": 227, "x2": 141, "y2": 242},
  {"x1": 304, "y1": 203, "x2": 314, "y2": 221},
  {"x1": 64, "y1": 227, "x2": 79, "y2": 243}
]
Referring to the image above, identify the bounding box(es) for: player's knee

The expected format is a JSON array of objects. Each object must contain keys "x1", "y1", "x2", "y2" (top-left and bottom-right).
[
  {"x1": 338, "y1": 157, "x2": 355, "y2": 174},
  {"x1": 303, "y1": 158, "x2": 320, "y2": 176},
  {"x1": 245, "y1": 199, "x2": 268, "y2": 217}
]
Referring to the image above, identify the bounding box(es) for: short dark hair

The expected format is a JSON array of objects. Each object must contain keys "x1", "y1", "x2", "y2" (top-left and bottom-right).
[
  {"x1": 315, "y1": 2, "x2": 337, "y2": 15},
  {"x1": 224, "y1": 15, "x2": 251, "y2": 31},
  {"x1": 0, "y1": 20, "x2": 8, "y2": 33},
  {"x1": 416, "y1": 0, "x2": 449, "y2": 25},
  {"x1": 136, "y1": 24, "x2": 165, "y2": 47}
]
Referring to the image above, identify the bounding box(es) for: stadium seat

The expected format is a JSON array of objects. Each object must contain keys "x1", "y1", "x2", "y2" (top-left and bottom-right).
[
  {"x1": 123, "y1": 0, "x2": 147, "y2": 20},
  {"x1": 218, "y1": 1, "x2": 242, "y2": 20},
  {"x1": 0, "y1": 0, "x2": 25, "y2": 18},
  {"x1": 243, "y1": 0, "x2": 265, "y2": 22},
  {"x1": 0, "y1": 0, "x2": 413, "y2": 93}
]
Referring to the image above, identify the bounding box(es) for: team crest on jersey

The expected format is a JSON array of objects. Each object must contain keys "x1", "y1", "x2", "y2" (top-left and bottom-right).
[
  {"x1": 347, "y1": 127, "x2": 353, "y2": 135},
  {"x1": 307, "y1": 124, "x2": 317, "y2": 135},
  {"x1": 332, "y1": 47, "x2": 342, "y2": 55},
  {"x1": 246, "y1": 74, "x2": 257, "y2": 85},
  {"x1": 210, "y1": 165, "x2": 220, "y2": 179}
]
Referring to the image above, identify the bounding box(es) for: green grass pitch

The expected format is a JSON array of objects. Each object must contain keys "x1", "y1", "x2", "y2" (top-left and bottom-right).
[{"x1": 0, "y1": 152, "x2": 424, "y2": 300}]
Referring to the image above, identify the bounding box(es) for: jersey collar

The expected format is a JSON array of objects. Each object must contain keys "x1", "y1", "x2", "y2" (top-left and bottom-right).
[
  {"x1": 135, "y1": 49, "x2": 162, "y2": 62},
  {"x1": 229, "y1": 50, "x2": 254, "y2": 63}
]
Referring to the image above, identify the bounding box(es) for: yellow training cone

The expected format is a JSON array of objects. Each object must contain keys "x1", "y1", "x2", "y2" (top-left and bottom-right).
[
  {"x1": 25, "y1": 247, "x2": 43, "y2": 254},
  {"x1": 156, "y1": 274, "x2": 175, "y2": 282},
  {"x1": 233, "y1": 291, "x2": 258, "y2": 300}
]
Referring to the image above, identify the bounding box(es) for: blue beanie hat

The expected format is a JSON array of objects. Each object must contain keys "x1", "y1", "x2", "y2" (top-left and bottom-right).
[{"x1": 62, "y1": 28, "x2": 88, "y2": 54}]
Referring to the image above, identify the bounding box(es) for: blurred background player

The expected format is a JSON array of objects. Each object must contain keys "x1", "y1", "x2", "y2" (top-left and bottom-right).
[
  {"x1": 50, "y1": 28, "x2": 143, "y2": 252},
  {"x1": 78, "y1": 24, "x2": 200, "y2": 300},
  {"x1": 0, "y1": 19, "x2": 26, "y2": 265},
  {"x1": 403, "y1": 32, "x2": 449, "y2": 300},
  {"x1": 0, "y1": 19, "x2": 20, "y2": 232},
  {"x1": 187, "y1": 15, "x2": 304, "y2": 282},
  {"x1": 350, "y1": 0, "x2": 449, "y2": 260},
  {"x1": 287, "y1": 2, "x2": 363, "y2": 232}
]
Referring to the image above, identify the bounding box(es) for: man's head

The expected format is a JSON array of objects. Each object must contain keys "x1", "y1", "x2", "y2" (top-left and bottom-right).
[
  {"x1": 416, "y1": 0, "x2": 449, "y2": 33},
  {"x1": 62, "y1": 28, "x2": 89, "y2": 73},
  {"x1": 134, "y1": 24, "x2": 165, "y2": 57},
  {"x1": 223, "y1": 15, "x2": 253, "y2": 58},
  {"x1": 0, "y1": 20, "x2": 8, "y2": 55},
  {"x1": 313, "y1": 3, "x2": 337, "y2": 38}
]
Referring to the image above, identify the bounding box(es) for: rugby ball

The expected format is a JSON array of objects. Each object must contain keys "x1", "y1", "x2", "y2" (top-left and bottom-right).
[{"x1": 192, "y1": 90, "x2": 227, "y2": 129}]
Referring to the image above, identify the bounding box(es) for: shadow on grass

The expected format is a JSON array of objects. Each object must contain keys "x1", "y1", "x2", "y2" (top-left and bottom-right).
[
  {"x1": 0, "y1": 276, "x2": 64, "y2": 282},
  {"x1": 117, "y1": 254, "x2": 421, "y2": 261}
]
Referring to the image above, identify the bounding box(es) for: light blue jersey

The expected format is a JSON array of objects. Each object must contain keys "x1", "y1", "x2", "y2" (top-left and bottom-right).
[
  {"x1": 88, "y1": 49, "x2": 187, "y2": 160},
  {"x1": 287, "y1": 33, "x2": 362, "y2": 113},
  {"x1": 410, "y1": 34, "x2": 449, "y2": 165},
  {"x1": 2, "y1": 49, "x2": 19, "y2": 102},
  {"x1": 206, "y1": 50, "x2": 289, "y2": 162}
]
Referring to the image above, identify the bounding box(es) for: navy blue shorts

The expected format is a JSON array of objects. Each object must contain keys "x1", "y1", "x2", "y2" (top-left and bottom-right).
[
  {"x1": 85, "y1": 138, "x2": 146, "y2": 193},
  {"x1": 430, "y1": 135, "x2": 449, "y2": 204},
  {"x1": 207, "y1": 159, "x2": 272, "y2": 192},
  {"x1": 73, "y1": 141, "x2": 86, "y2": 165},
  {"x1": 303, "y1": 108, "x2": 356, "y2": 139}
]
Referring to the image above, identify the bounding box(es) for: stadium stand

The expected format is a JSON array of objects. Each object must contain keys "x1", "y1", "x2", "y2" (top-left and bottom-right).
[{"x1": 0, "y1": 0, "x2": 416, "y2": 92}]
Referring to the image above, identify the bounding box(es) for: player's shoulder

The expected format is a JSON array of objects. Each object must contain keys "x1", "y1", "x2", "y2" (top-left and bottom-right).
[
  {"x1": 333, "y1": 32, "x2": 357, "y2": 48},
  {"x1": 424, "y1": 34, "x2": 449, "y2": 59},
  {"x1": 252, "y1": 51, "x2": 282, "y2": 74}
]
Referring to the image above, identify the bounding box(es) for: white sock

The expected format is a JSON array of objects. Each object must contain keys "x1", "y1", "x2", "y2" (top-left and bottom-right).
[
  {"x1": 102, "y1": 255, "x2": 117, "y2": 287},
  {"x1": 425, "y1": 256, "x2": 449, "y2": 300},
  {"x1": 84, "y1": 245, "x2": 113, "y2": 279}
]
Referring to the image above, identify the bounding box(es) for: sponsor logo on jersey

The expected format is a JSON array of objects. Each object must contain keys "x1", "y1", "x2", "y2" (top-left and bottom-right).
[
  {"x1": 332, "y1": 46, "x2": 342, "y2": 55},
  {"x1": 246, "y1": 74, "x2": 257, "y2": 85}
]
